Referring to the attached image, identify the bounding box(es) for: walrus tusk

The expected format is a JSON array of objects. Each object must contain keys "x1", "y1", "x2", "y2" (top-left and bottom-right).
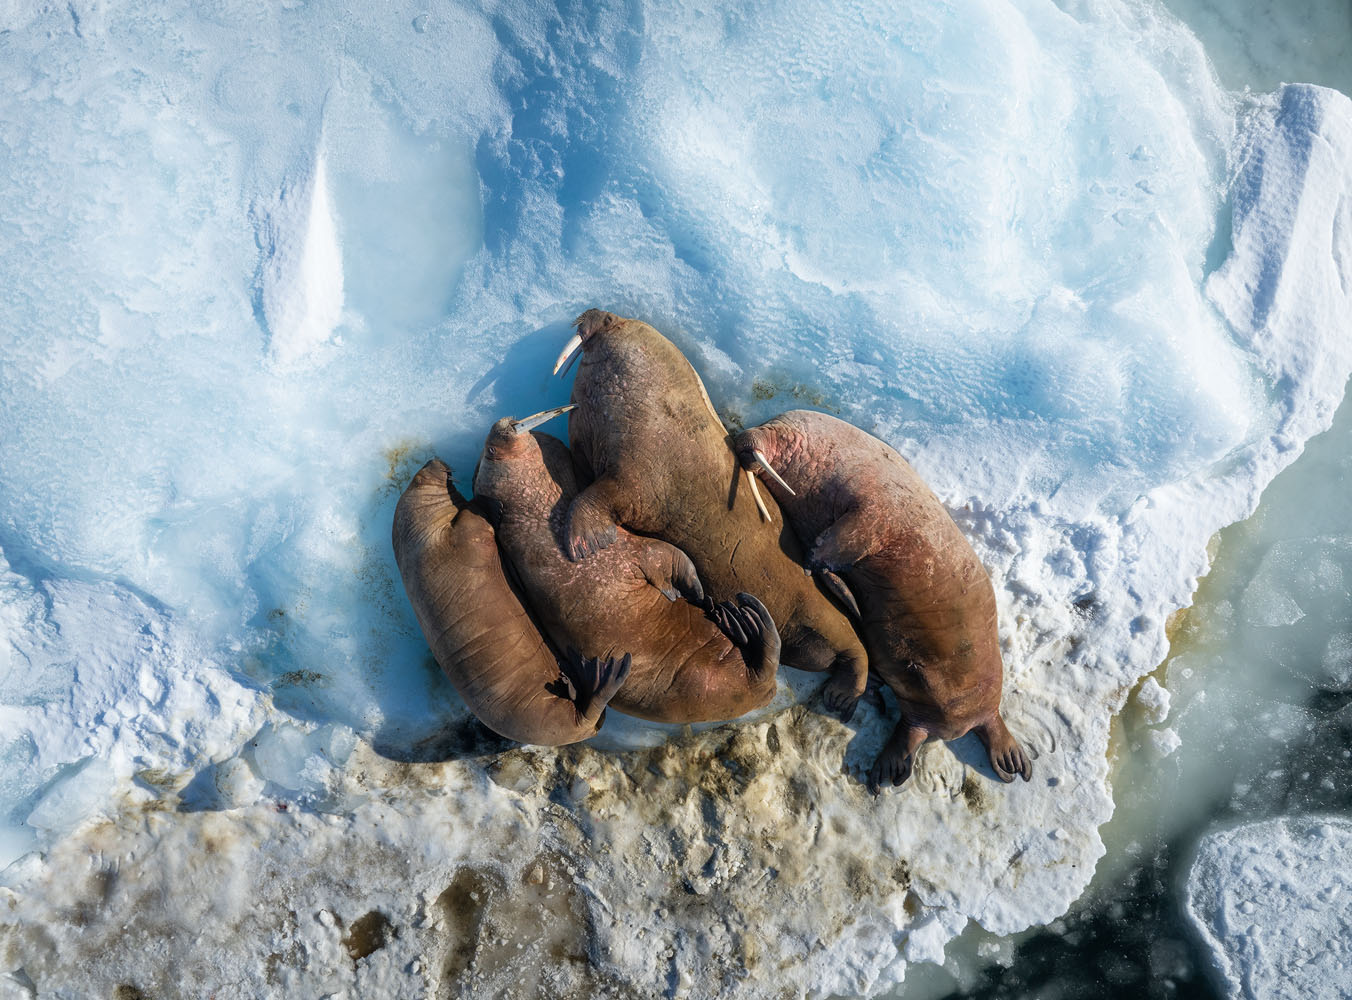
[
  {"x1": 746, "y1": 469, "x2": 771, "y2": 522},
  {"x1": 753, "y1": 450, "x2": 796, "y2": 496},
  {"x1": 511, "y1": 403, "x2": 577, "y2": 433},
  {"x1": 553, "y1": 333, "x2": 584, "y2": 376}
]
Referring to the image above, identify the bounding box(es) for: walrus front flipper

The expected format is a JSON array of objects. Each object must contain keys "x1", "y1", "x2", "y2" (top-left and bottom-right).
[
  {"x1": 816, "y1": 569, "x2": 861, "y2": 621},
  {"x1": 636, "y1": 539, "x2": 706, "y2": 604},
  {"x1": 807, "y1": 507, "x2": 880, "y2": 573},
  {"x1": 564, "y1": 479, "x2": 623, "y2": 561},
  {"x1": 707, "y1": 593, "x2": 781, "y2": 678},
  {"x1": 868, "y1": 719, "x2": 928, "y2": 794},
  {"x1": 974, "y1": 714, "x2": 1033, "y2": 782},
  {"x1": 559, "y1": 648, "x2": 633, "y2": 721}
]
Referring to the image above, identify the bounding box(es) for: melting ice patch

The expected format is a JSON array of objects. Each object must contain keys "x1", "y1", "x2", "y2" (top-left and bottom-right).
[{"x1": 0, "y1": 0, "x2": 1351, "y2": 997}]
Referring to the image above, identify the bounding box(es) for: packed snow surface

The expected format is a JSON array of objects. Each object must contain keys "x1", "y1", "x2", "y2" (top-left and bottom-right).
[
  {"x1": 1185, "y1": 816, "x2": 1352, "y2": 1000},
  {"x1": 2, "y1": 0, "x2": 1351, "y2": 996}
]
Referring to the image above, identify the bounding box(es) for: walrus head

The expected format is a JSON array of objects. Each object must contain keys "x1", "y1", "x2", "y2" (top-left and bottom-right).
[
  {"x1": 552, "y1": 309, "x2": 622, "y2": 376},
  {"x1": 471, "y1": 405, "x2": 576, "y2": 507},
  {"x1": 733, "y1": 426, "x2": 797, "y2": 502}
]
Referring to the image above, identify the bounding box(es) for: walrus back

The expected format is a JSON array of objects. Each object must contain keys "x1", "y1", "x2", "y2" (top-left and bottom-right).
[
  {"x1": 572, "y1": 320, "x2": 803, "y2": 591},
  {"x1": 391, "y1": 459, "x2": 596, "y2": 746},
  {"x1": 483, "y1": 435, "x2": 779, "y2": 725}
]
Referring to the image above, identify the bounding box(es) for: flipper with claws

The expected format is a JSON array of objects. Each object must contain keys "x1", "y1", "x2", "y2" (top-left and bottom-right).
[
  {"x1": 708, "y1": 592, "x2": 781, "y2": 678},
  {"x1": 868, "y1": 719, "x2": 928, "y2": 794},
  {"x1": 559, "y1": 648, "x2": 632, "y2": 722},
  {"x1": 638, "y1": 540, "x2": 705, "y2": 604},
  {"x1": 974, "y1": 714, "x2": 1033, "y2": 782}
]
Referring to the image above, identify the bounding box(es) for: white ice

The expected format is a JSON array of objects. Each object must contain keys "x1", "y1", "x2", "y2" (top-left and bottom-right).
[
  {"x1": 1185, "y1": 816, "x2": 1352, "y2": 1000},
  {"x1": 1, "y1": 0, "x2": 1351, "y2": 996}
]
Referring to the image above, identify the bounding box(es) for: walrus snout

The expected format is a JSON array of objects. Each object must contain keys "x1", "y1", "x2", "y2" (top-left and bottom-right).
[
  {"x1": 482, "y1": 406, "x2": 575, "y2": 458},
  {"x1": 572, "y1": 308, "x2": 619, "y2": 338},
  {"x1": 411, "y1": 457, "x2": 452, "y2": 488},
  {"x1": 733, "y1": 431, "x2": 796, "y2": 497},
  {"x1": 732, "y1": 437, "x2": 794, "y2": 522}
]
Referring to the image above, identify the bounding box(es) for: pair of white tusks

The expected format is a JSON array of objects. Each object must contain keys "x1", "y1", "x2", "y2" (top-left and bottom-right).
[
  {"x1": 510, "y1": 403, "x2": 576, "y2": 434},
  {"x1": 745, "y1": 449, "x2": 794, "y2": 522}
]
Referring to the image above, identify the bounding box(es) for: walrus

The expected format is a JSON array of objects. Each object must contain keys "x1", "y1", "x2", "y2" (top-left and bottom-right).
[
  {"x1": 472, "y1": 409, "x2": 781, "y2": 724},
  {"x1": 392, "y1": 455, "x2": 630, "y2": 745},
  {"x1": 551, "y1": 309, "x2": 870, "y2": 719},
  {"x1": 734, "y1": 409, "x2": 1033, "y2": 789}
]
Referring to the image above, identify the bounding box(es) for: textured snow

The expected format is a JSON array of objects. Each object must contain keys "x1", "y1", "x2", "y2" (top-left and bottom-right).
[
  {"x1": 0, "y1": 0, "x2": 1351, "y2": 996},
  {"x1": 1185, "y1": 816, "x2": 1352, "y2": 1000}
]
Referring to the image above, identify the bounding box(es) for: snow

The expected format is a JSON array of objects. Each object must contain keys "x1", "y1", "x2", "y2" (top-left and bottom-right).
[
  {"x1": 257, "y1": 147, "x2": 346, "y2": 367},
  {"x1": 0, "y1": 0, "x2": 1350, "y2": 996},
  {"x1": 1185, "y1": 816, "x2": 1352, "y2": 1000}
]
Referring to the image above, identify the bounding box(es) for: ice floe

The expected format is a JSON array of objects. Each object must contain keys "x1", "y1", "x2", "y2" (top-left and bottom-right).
[
  {"x1": 1185, "y1": 815, "x2": 1352, "y2": 1000},
  {"x1": 1, "y1": 0, "x2": 1351, "y2": 996}
]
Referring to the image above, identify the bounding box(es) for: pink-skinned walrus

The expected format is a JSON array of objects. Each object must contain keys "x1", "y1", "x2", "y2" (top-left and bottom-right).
[
  {"x1": 551, "y1": 309, "x2": 870, "y2": 720},
  {"x1": 734, "y1": 409, "x2": 1032, "y2": 790},
  {"x1": 392, "y1": 456, "x2": 630, "y2": 745},
  {"x1": 472, "y1": 408, "x2": 781, "y2": 724}
]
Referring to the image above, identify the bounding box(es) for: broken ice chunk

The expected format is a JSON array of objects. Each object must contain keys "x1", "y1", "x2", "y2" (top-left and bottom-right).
[
  {"x1": 26, "y1": 756, "x2": 116, "y2": 835},
  {"x1": 1135, "y1": 677, "x2": 1172, "y2": 725}
]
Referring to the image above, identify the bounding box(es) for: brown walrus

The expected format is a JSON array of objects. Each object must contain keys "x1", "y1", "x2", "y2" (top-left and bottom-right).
[
  {"x1": 551, "y1": 309, "x2": 870, "y2": 719},
  {"x1": 392, "y1": 455, "x2": 630, "y2": 745},
  {"x1": 472, "y1": 409, "x2": 781, "y2": 724},
  {"x1": 734, "y1": 409, "x2": 1032, "y2": 789}
]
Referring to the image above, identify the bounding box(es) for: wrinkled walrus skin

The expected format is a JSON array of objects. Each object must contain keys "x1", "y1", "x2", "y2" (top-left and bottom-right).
[
  {"x1": 473, "y1": 420, "x2": 781, "y2": 724},
  {"x1": 392, "y1": 459, "x2": 629, "y2": 745},
  {"x1": 735, "y1": 410, "x2": 1033, "y2": 790},
  {"x1": 554, "y1": 309, "x2": 870, "y2": 720}
]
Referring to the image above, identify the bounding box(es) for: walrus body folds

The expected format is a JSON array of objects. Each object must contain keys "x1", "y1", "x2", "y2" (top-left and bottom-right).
[
  {"x1": 392, "y1": 458, "x2": 629, "y2": 745},
  {"x1": 735, "y1": 409, "x2": 1032, "y2": 788},
  {"x1": 473, "y1": 414, "x2": 781, "y2": 724},
  {"x1": 553, "y1": 310, "x2": 870, "y2": 719}
]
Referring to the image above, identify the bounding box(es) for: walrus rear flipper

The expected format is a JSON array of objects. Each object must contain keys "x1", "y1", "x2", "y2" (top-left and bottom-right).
[
  {"x1": 559, "y1": 649, "x2": 632, "y2": 720},
  {"x1": 868, "y1": 719, "x2": 928, "y2": 793},
  {"x1": 974, "y1": 714, "x2": 1033, "y2": 782},
  {"x1": 707, "y1": 593, "x2": 781, "y2": 679}
]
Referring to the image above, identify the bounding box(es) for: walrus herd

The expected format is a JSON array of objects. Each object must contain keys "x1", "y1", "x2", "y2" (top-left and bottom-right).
[{"x1": 392, "y1": 309, "x2": 1031, "y2": 789}]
